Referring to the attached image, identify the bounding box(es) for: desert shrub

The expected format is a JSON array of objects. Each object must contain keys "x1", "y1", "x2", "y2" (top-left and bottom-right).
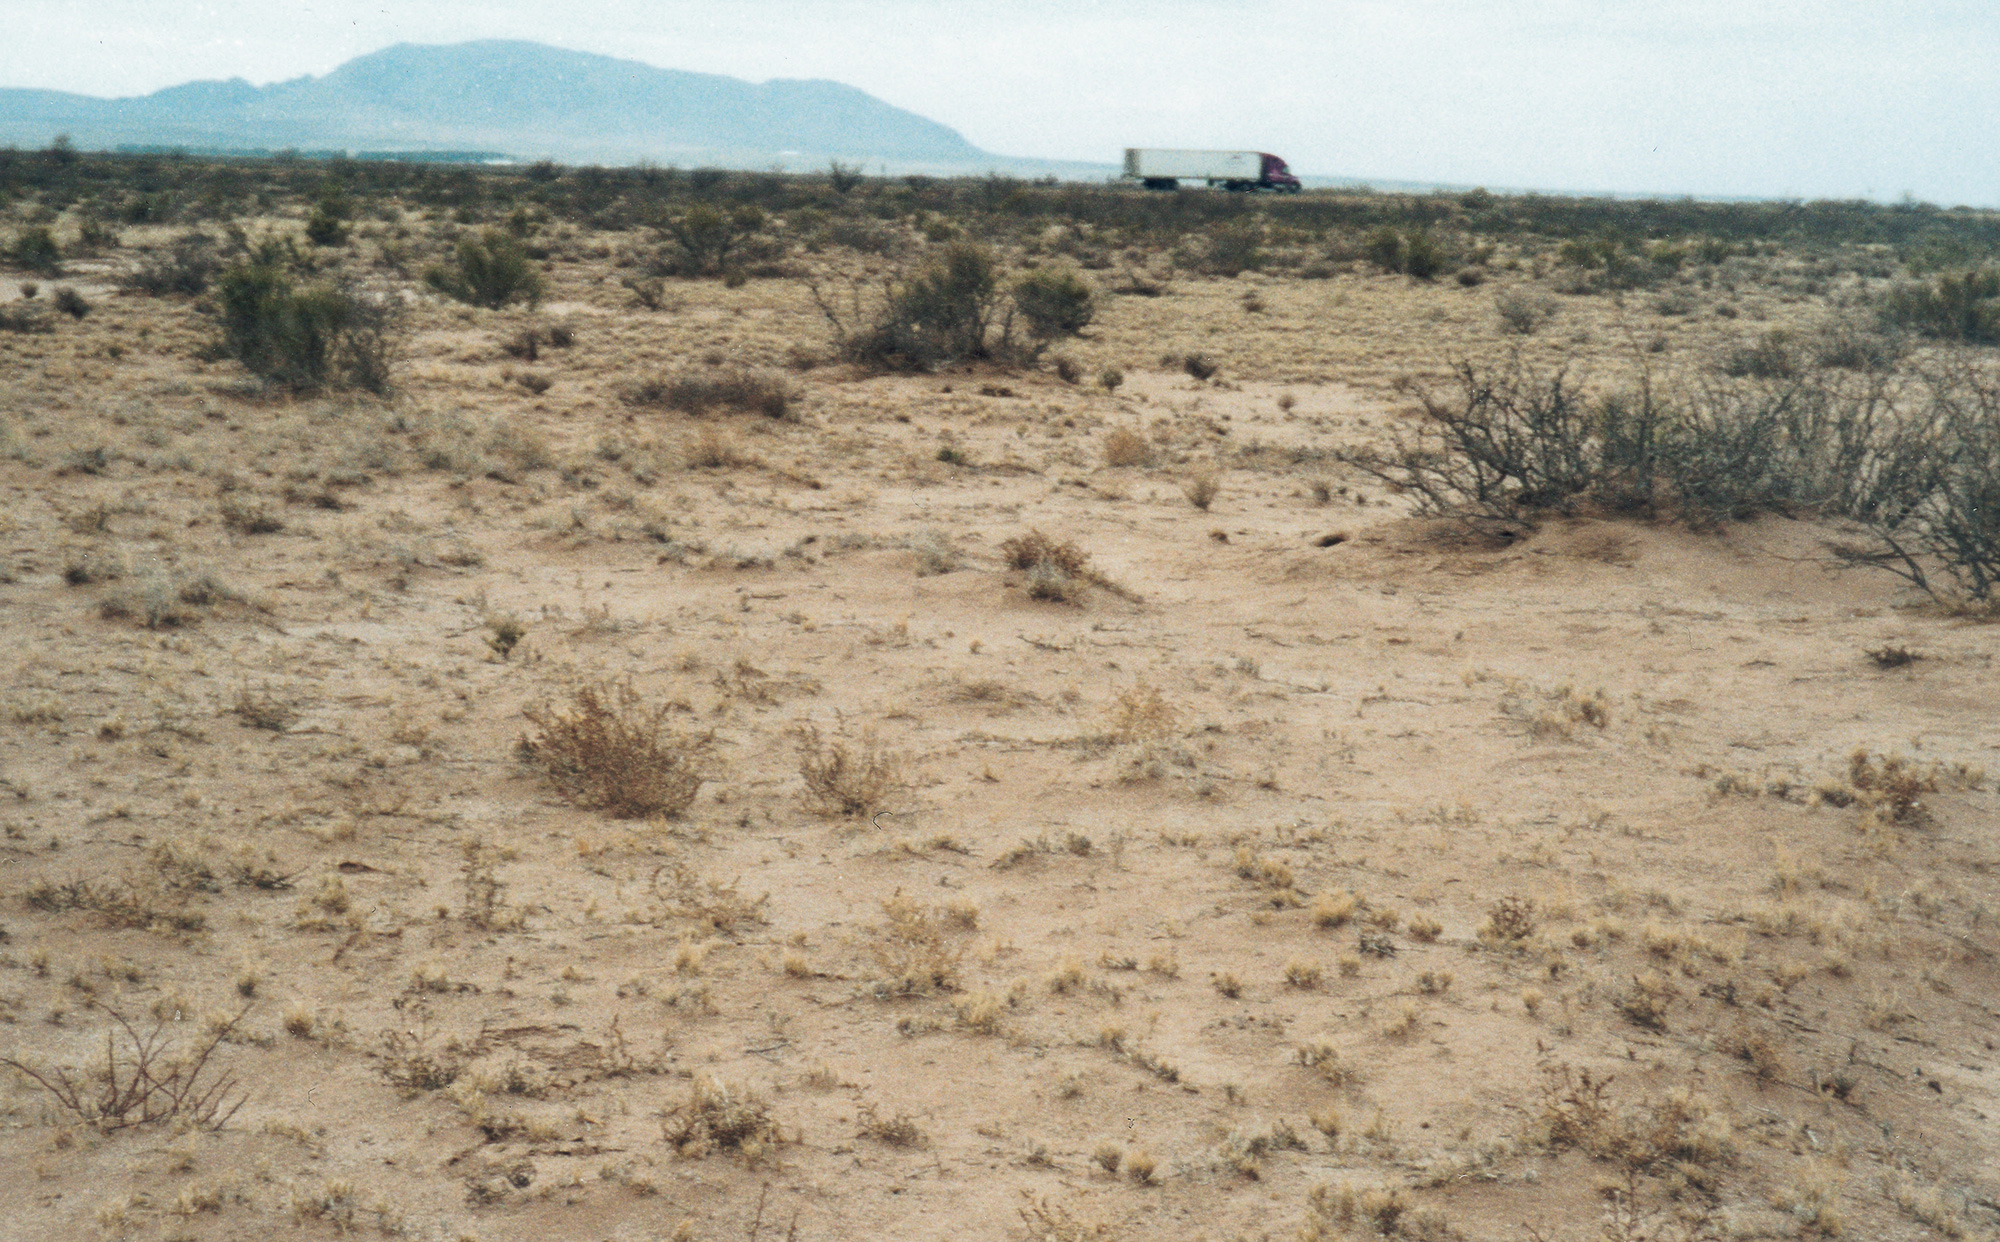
[
  {"x1": 1352, "y1": 351, "x2": 2000, "y2": 600},
  {"x1": 1200, "y1": 222, "x2": 1265, "y2": 276},
  {"x1": 122, "y1": 231, "x2": 222, "y2": 296},
  {"x1": 811, "y1": 242, "x2": 1007, "y2": 370},
  {"x1": 659, "y1": 204, "x2": 766, "y2": 278},
  {"x1": 1880, "y1": 268, "x2": 2000, "y2": 344},
  {"x1": 1343, "y1": 358, "x2": 1605, "y2": 517},
  {"x1": 625, "y1": 367, "x2": 794, "y2": 419},
  {"x1": 99, "y1": 567, "x2": 251, "y2": 629},
  {"x1": 796, "y1": 724, "x2": 900, "y2": 817},
  {"x1": 303, "y1": 187, "x2": 353, "y2": 247},
  {"x1": 7, "y1": 225, "x2": 61, "y2": 274},
  {"x1": 1812, "y1": 319, "x2": 1906, "y2": 371},
  {"x1": 1, "y1": 1005, "x2": 248, "y2": 1132},
  {"x1": 425, "y1": 229, "x2": 545, "y2": 309},
  {"x1": 520, "y1": 679, "x2": 716, "y2": 818},
  {"x1": 1833, "y1": 358, "x2": 2000, "y2": 603},
  {"x1": 1364, "y1": 226, "x2": 1406, "y2": 273},
  {"x1": 1103, "y1": 426, "x2": 1153, "y2": 467},
  {"x1": 662, "y1": 1077, "x2": 784, "y2": 1161},
  {"x1": 52, "y1": 286, "x2": 89, "y2": 319},
  {"x1": 1401, "y1": 229, "x2": 1449, "y2": 279},
  {"x1": 212, "y1": 262, "x2": 397, "y2": 393},
  {"x1": 1001, "y1": 529, "x2": 1089, "y2": 575},
  {"x1": 0, "y1": 303, "x2": 52, "y2": 334},
  {"x1": 1343, "y1": 354, "x2": 1915, "y2": 526},
  {"x1": 1012, "y1": 265, "x2": 1096, "y2": 341},
  {"x1": 1718, "y1": 329, "x2": 1799, "y2": 379},
  {"x1": 1004, "y1": 529, "x2": 1094, "y2": 603},
  {"x1": 1183, "y1": 352, "x2": 1218, "y2": 380},
  {"x1": 1495, "y1": 287, "x2": 1556, "y2": 335},
  {"x1": 1182, "y1": 466, "x2": 1220, "y2": 510}
]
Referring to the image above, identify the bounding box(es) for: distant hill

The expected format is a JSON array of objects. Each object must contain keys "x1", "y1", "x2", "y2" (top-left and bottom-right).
[{"x1": 0, "y1": 40, "x2": 1029, "y2": 173}]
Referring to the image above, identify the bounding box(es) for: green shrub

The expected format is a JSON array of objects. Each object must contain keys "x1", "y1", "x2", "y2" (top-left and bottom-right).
[
  {"x1": 660, "y1": 204, "x2": 765, "y2": 278},
  {"x1": 425, "y1": 229, "x2": 545, "y2": 309},
  {"x1": 122, "y1": 231, "x2": 222, "y2": 296},
  {"x1": 304, "y1": 199, "x2": 351, "y2": 247},
  {"x1": 1202, "y1": 223, "x2": 1265, "y2": 276},
  {"x1": 1364, "y1": 228, "x2": 1448, "y2": 279},
  {"x1": 1012, "y1": 266, "x2": 1096, "y2": 342},
  {"x1": 1880, "y1": 269, "x2": 2000, "y2": 344},
  {"x1": 213, "y1": 262, "x2": 397, "y2": 393},
  {"x1": 7, "y1": 226, "x2": 61, "y2": 274},
  {"x1": 51, "y1": 286, "x2": 89, "y2": 319},
  {"x1": 1364, "y1": 226, "x2": 1405, "y2": 273},
  {"x1": 1402, "y1": 230, "x2": 1448, "y2": 280},
  {"x1": 812, "y1": 242, "x2": 1006, "y2": 371}
]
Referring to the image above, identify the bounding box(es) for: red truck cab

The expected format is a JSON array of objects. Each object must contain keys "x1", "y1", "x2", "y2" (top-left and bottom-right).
[{"x1": 1259, "y1": 153, "x2": 1302, "y2": 193}]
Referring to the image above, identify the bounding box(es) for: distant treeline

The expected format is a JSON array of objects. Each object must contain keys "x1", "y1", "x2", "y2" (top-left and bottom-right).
[
  {"x1": 4, "y1": 144, "x2": 1999, "y2": 259},
  {"x1": 113, "y1": 146, "x2": 510, "y2": 164}
]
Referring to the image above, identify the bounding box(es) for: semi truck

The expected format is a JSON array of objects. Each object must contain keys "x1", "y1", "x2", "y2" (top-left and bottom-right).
[{"x1": 1123, "y1": 148, "x2": 1301, "y2": 193}]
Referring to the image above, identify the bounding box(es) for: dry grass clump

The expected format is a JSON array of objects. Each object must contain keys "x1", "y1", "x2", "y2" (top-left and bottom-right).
[
  {"x1": 1477, "y1": 894, "x2": 1536, "y2": 946},
  {"x1": 231, "y1": 685, "x2": 298, "y2": 732},
  {"x1": 1538, "y1": 1065, "x2": 1734, "y2": 1175},
  {"x1": 796, "y1": 723, "x2": 900, "y2": 817},
  {"x1": 99, "y1": 568, "x2": 251, "y2": 629},
  {"x1": 1002, "y1": 528, "x2": 1098, "y2": 602},
  {"x1": 1301, "y1": 1182, "x2": 1434, "y2": 1242},
  {"x1": 1311, "y1": 890, "x2": 1359, "y2": 929},
  {"x1": 1106, "y1": 682, "x2": 1179, "y2": 742},
  {"x1": 627, "y1": 367, "x2": 796, "y2": 419},
  {"x1": 870, "y1": 892, "x2": 965, "y2": 996},
  {"x1": 1846, "y1": 750, "x2": 1939, "y2": 824},
  {"x1": 1103, "y1": 426, "x2": 1154, "y2": 468},
  {"x1": 682, "y1": 426, "x2": 752, "y2": 470},
  {"x1": 520, "y1": 679, "x2": 716, "y2": 819},
  {"x1": 856, "y1": 1103, "x2": 925, "y2": 1147},
  {"x1": 1002, "y1": 528, "x2": 1090, "y2": 575},
  {"x1": 909, "y1": 527, "x2": 959, "y2": 575},
  {"x1": 661, "y1": 1076, "x2": 784, "y2": 1162},
  {"x1": 1182, "y1": 466, "x2": 1221, "y2": 510}
]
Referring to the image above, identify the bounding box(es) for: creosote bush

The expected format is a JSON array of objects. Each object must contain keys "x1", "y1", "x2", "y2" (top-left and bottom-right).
[
  {"x1": 212, "y1": 261, "x2": 397, "y2": 393},
  {"x1": 812, "y1": 242, "x2": 1007, "y2": 371},
  {"x1": 426, "y1": 229, "x2": 546, "y2": 309},
  {"x1": 1344, "y1": 350, "x2": 2000, "y2": 602},
  {"x1": 520, "y1": 679, "x2": 715, "y2": 818},
  {"x1": 1012, "y1": 265, "x2": 1096, "y2": 342},
  {"x1": 1880, "y1": 268, "x2": 2000, "y2": 344}
]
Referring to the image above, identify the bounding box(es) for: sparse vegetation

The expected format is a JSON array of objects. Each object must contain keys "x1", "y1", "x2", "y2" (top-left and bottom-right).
[{"x1": 0, "y1": 151, "x2": 1991, "y2": 1242}]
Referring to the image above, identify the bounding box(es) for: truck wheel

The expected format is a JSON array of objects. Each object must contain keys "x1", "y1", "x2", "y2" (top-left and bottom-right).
[
  {"x1": 1141, "y1": 178, "x2": 1178, "y2": 191},
  {"x1": 1223, "y1": 181, "x2": 1249, "y2": 193}
]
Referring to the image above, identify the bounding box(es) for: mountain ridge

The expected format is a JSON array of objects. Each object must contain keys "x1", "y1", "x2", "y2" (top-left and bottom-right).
[{"x1": 0, "y1": 40, "x2": 997, "y2": 170}]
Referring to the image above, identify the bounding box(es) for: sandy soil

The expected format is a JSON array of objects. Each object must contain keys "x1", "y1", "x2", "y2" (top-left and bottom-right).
[{"x1": 0, "y1": 228, "x2": 1995, "y2": 1242}]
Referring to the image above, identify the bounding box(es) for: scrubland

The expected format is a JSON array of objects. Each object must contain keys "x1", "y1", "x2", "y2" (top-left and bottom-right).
[{"x1": 0, "y1": 150, "x2": 1996, "y2": 1241}]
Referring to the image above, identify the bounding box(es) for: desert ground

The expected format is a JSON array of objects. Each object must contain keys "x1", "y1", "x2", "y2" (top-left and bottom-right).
[{"x1": 0, "y1": 160, "x2": 1995, "y2": 1242}]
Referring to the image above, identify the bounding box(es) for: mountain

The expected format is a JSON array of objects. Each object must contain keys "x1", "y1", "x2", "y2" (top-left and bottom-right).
[{"x1": 0, "y1": 40, "x2": 1000, "y2": 171}]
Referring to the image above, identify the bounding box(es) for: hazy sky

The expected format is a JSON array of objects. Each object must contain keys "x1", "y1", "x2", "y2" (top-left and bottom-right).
[{"x1": 11, "y1": 1, "x2": 1999, "y2": 205}]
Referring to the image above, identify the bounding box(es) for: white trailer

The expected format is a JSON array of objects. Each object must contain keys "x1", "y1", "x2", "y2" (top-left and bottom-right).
[{"x1": 1122, "y1": 148, "x2": 1301, "y2": 192}]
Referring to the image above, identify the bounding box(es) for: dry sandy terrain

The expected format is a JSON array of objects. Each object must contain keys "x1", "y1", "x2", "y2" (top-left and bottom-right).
[{"x1": 0, "y1": 215, "x2": 1995, "y2": 1242}]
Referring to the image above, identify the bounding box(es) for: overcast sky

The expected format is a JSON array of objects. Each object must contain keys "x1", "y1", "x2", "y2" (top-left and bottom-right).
[{"x1": 10, "y1": 1, "x2": 1998, "y2": 205}]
